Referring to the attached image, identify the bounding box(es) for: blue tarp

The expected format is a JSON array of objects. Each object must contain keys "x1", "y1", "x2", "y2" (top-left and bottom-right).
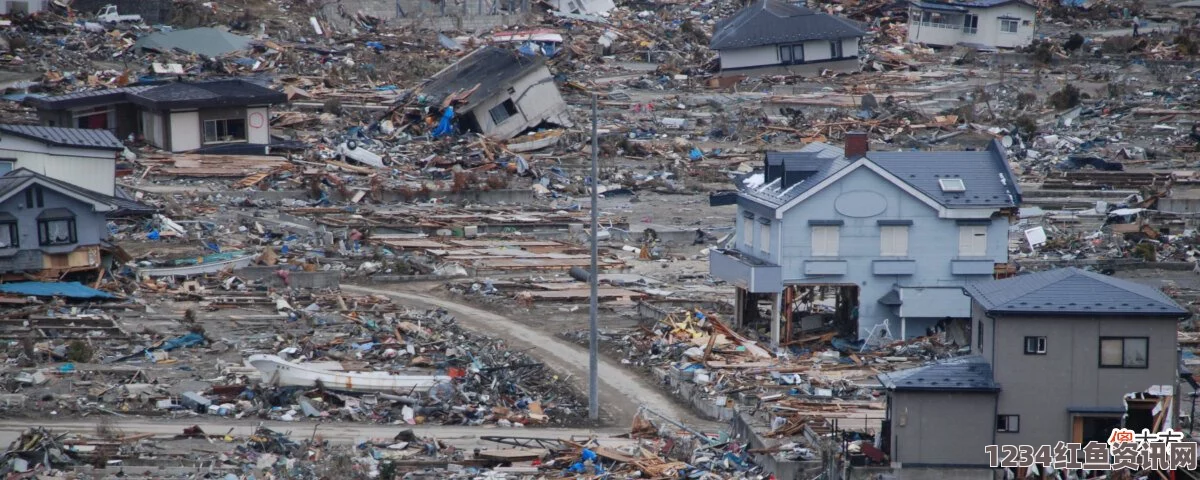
[
  {"x1": 432, "y1": 107, "x2": 455, "y2": 138},
  {"x1": 0, "y1": 282, "x2": 115, "y2": 299}
]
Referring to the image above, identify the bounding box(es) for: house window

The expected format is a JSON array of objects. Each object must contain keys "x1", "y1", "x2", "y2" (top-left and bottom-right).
[
  {"x1": 1000, "y1": 18, "x2": 1019, "y2": 33},
  {"x1": 25, "y1": 186, "x2": 43, "y2": 209},
  {"x1": 203, "y1": 118, "x2": 247, "y2": 144},
  {"x1": 37, "y1": 210, "x2": 76, "y2": 246},
  {"x1": 997, "y1": 415, "x2": 1020, "y2": 432},
  {"x1": 812, "y1": 226, "x2": 839, "y2": 257},
  {"x1": 0, "y1": 219, "x2": 16, "y2": 248},
  {"x1": 1100, "y1": 337, "x2": 1148, "y2": 368},
  {"x1": 964, "y1": 14, "x2": 979, "y2": 34},
  {"x1": 959, "y1": 225, "x2": 987, "y2": 257},
  {"x1": 779, "y1": 44, "x2": 804, "y2": 65},
  {"x1": 488, "y1": 99, "x2": 519, "y2": 125},
  {"x1": 0, "y1": 159, "x2": 13, "y2": 175},
  {"x1": 977, "y1": 320, "x2": 983, "y2": 349},
  {"x1": 830, "y1": 40, "x2": 843, "y2": 59},
  {"x1": 880, "y1": 225, "x2": 908, "y2": 257},
  {"x1": 1024, "y1": 336, "x2": 1046, "y2": 355},
  {"x1": 939, "y1": 178, "x2": 966, "y2": 192},
  {"x1": 759, "y1": 222, "x2": 770, "y2": 253}
]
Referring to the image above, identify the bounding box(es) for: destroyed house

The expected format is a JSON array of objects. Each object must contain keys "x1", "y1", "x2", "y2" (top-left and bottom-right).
[
  {"x1": 877, "y1": 268, "x2": 1187, "y2": 471},
  {"x1": 0, "y1": 168, "x2": 152, "y2": 278},
  {"x1": 0, "y1": 124, "x2": 123, "y2": 196},
  {"x1": 907, "y1": 0, "x2": 1037, "y2": 49},
  {"x1": 415, "y1": 46, "x2": 572, "y2": 141},
  {"x1": 709, "y1": 0, "x2": 864, "y2": 75},
  {"x1": 26, "y1": 79, "x2": 287, "y2": 154},
  {"x1": 709, "y1": 132, "x2": 1021, "y2": 346}
]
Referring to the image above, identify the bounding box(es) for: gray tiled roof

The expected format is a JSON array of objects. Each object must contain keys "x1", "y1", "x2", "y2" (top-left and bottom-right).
[
  {"x1": 739, "y1": 139, "x2": 1021, "y2": 212},
  {"x1": 0, "y1": 168, "x2": 155, "y2": 216},
  {"x1": 963, "y1": 268, "x2": 1188, "y2": 317},
  {"x1": 415, "y1": 46, "x2": 546, "y2": 113},
  {"x1": 877, "y1": 355, "x2": 999, "y2": 392},
  {"x1": 710, "y1": 0, "x2": 865, "y2": 50},
  {"x1": 26, "y1": 79, "x2": 284, "y2": 112},
  {"x1": 0, "y1": 124, "x2": 123, "y2": 151},
  {"x1": 23, "y1": 85, "x2": 154, "y2": 110}
]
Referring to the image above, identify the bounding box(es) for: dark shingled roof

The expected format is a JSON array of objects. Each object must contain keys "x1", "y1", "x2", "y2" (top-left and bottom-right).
[
  {"x1": 963, "y1": 267, "x2": 1188, "y2": 317},
  {"x1": 415, "y1": 46, "x2": 546, "y2": 113},
  {"x1": 740, "y1": 138, "x2": 1021, "y2": 213},
  {"x1": 878, "y1": 356, "x2": 999, "y2": 392},
  {"x1": 710, "y1": 0, "x2": 865, "y2": 50},
  {"x1": 26, "y1": 79, "x2": 285, "y2": 112},
  {"x1": 0, "y1": 124, "x2": 123, "y2": 151},
  {"x1": 0, "y1": 168, "x2": 154, "y2": 216}
]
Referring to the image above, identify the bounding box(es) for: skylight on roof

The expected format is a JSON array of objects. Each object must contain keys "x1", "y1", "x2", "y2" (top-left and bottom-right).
[{"x1": 939, "y1": 178, "x2": 966, "y2": 193}]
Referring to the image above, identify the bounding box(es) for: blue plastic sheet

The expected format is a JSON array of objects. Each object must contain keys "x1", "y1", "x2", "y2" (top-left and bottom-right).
[
  {"x1": 0, "y1": 282, "x2": 115, "y2": 299},
  {"x1": 432, "y1": 107, "x2": 455, "y2": 138},
  {"x1": 159, "y1": 333, "x2": 206, "y2": 351}
]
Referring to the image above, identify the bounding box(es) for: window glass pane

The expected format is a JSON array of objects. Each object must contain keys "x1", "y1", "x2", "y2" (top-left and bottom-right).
[
  {"x1": 1009, "y1": 416, "x2": 1018, "y2": 431},
  {"x1": 1124, "y1": 339, "x2": 1147, "y2": 367},
  {"x1": 48, "y1": 220, "x2": 70, "y2": 243},
  {"x1": 204, "y1": 121, "x2": 217, "y2": 142},
  {"x1": 1100, "y1": 339, "x2": 1123, "y2": 366},
  {"x1": 227, "y1": 119, "x2": 246, "y2": 140},
  {"x1": 0, "y1": 224, "x2": 12, "y2": 247},
  {"x1": 0, "y1": 161, "x2": 12, "y2": 174}
]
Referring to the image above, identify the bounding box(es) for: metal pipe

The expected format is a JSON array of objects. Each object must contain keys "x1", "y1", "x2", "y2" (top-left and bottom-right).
[{"x1": 588, "y1": 95, "x2": 600, "y2": 421}]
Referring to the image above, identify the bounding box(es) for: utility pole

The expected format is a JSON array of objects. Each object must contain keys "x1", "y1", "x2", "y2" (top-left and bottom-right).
[{"x1": 588, "y1": 95, "x2": 600, "y2": 421}]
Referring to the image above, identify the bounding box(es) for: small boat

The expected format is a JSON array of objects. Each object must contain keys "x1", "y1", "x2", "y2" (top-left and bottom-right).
[
  {"x1": 138, "y1": 251, "x2": 258, "y2": 277},
  {"x1": 247, "y1": 354, "x2": 452, "y2": 393},
  {"x1": 506, "y1": 129, "x2": 563, "y2": 153}
]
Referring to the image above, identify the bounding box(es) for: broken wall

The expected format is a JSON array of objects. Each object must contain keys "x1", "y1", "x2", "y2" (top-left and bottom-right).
[{"x1": 320, "y1": 0, "x2": 530, "y2": 31}]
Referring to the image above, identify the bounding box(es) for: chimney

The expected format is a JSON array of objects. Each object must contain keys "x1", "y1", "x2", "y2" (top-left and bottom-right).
[{"x1": 845, "y1": 131, "x2": 869, "y2": 158}]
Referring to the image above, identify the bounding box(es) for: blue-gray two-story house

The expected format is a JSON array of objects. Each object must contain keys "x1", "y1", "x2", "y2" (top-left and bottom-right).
[{"x1": 709, "y1": 132, "x2": 1022, "y2": 345}]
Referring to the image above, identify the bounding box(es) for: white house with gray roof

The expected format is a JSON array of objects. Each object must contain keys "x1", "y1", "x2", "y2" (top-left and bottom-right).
[
  {"x1": 877, "y1": 268, "x2": 1188, "y2": 474},
  {"x1": 709, "y1": 0, "x2": 864, "y2": 75},
  {"x1": 0, "y1": 124, "x2": 124, "y2": 196},
  {"x1": 908, "y1": 0, "x2": 1037, "y2": 49},
  {"x1": 709, "y1": 132, "x2": 1022, "y2": 346}
]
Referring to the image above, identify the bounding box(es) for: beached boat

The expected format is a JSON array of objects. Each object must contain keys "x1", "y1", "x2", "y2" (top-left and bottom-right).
[
  {"x1": 247, "y1": 354, "x2": 452, "y2": 393},
  {"x1": 138, "y1": 251, "x2": 258, "y2": 277},
  {"x1": 506, "y1": 129, "x2": 563, "y2": 153}
]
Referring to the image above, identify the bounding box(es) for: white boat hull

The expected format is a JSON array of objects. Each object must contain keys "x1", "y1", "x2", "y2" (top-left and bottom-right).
[
  {"x1": 139, "y1": 255, "x2": 257, "y2": 277},
  {"x1": 247, "y1": 354, "x2": 451, "y2": 393}
]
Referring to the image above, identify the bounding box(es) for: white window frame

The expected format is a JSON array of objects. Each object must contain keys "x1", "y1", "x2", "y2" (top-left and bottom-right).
[
  {"x1": 759, "y1": 222, "x2": 770, "y2": 253},
  {"x1": 812, "y1": 226, "x2": 840, "y2": 257},
  {"x1": 939, "y1": 178, "x2": 966, "y2": 192},
  {"x1": 997, "y1": 415, "x2": 1020, "y2": 432},
  {"x1": 958, "y1": 225, "x2": 987, "y2": 257},
  {"x1": 1000, "y1": 18, "x2": 1019, "y2": 33},
  {"x1": 880, "y1": 225, "x2": 909, "y2": 257}
]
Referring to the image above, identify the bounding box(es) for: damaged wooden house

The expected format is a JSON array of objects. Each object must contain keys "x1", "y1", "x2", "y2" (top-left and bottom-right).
[
  {"x1": 708, "y1": 132, "x2": 1022, "y2": 346},
  {"x1": 25, "y1": 78, "x2": 287, "y2": 154},
  {"x1": 877, "y1": 268, "x2": 1188, "y2": 478},
  {"x1": 0, "y1": 168, "x2": 152, "y2": 280},
  {"x1": 414, "y1": 46, "x2": 573, "y2": 141},
  {"x1": 907, "y1": 0, "x2": 1037, "y2": 49}
]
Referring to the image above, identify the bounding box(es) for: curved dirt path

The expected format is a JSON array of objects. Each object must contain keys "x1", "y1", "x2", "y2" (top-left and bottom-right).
[{"x1": 343, "y1": 284, "x2": 703, "y2": 428}]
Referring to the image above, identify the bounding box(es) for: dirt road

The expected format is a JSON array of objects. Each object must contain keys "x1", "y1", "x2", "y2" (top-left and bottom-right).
[{"x1": 342, "y1": 284, "x2": 710, "y2": 429}]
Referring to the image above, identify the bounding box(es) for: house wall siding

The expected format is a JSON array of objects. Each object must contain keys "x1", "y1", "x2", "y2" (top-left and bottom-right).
[
  {"x1": 990, "y1": 314, "x2": 1177, "y2": 448},
  {"x1": 0, "y1": 184, "x2": 107, "y2": 273},
  {"x1": 169, "y1": 110, "x2": 201, "y2": 152},
  {"x1": 247, "y1": 107, "x2": 270, "y2": 145},
  {"x1": 470, "y1": 65, "x2": 569, "y2": 140},
  {"x1": 719, "y1": 45, "x2": 779, "y2": 70},
  {"x1": 891, "y1": 391, "x2": 995, "y2": 466},
  {"x1": 775, "y1": 166, "x2": 1006, "y2": 337},
  {"x1": 0, "y1": 136, "x2": 116, "y2": 196},
  {"x1": 908, "y1": 4, "x2": 1035, "y2": 49},
  {"x1": 0, "y1": 0, "x2": 48, "y2": 14}
]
